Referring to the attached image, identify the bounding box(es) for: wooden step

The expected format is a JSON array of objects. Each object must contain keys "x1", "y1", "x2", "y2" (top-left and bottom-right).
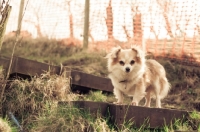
[
  {"x1": 0, "y1": 55, "x2": 113, "y2": 92},
  {"x1": 59, "y1": 101, "x2": 189, "y2": 130}
]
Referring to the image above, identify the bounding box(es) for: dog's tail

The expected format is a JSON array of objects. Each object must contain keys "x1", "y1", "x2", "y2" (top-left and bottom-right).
[{"x1": 160, "y1": 77, "x2": 171, "y2": 99}]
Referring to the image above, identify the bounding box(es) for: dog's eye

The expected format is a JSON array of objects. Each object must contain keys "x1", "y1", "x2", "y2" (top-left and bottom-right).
[
  {"x1": 130, "y1": 60, "x2": 135, "y2": 65},
  {"x1": 119, "y1": 61, "x2": 125, "y2": 66}
]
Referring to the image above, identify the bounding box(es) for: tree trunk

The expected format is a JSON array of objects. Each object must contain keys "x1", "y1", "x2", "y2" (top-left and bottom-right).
[{"x1": 83, "y1": 0, "x2": 90, "y2": 49}]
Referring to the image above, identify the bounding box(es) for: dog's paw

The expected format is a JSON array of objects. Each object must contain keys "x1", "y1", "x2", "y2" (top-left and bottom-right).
[
  {"x1": 131, "y1": 102, "x2": 137, "y2": 106},
  {"x1": 143, "y1": 104, "x2": 150, "y2": 107},
  {"x1": 113, "y1": 101, "x2": 123, "y2": 105}
]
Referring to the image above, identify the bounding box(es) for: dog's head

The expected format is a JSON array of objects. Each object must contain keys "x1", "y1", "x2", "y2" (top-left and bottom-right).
[{"x1": 105, "y1": 45, "x2": 145, "y2": 73}]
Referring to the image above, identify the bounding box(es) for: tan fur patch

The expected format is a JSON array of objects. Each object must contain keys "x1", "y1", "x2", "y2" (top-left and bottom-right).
[
  {"x1": 111, "y1": 49, "x2": 121, "y2": 65},
  {"x1": 131, "y1": 48, "x2": 141, "y2": 64}
]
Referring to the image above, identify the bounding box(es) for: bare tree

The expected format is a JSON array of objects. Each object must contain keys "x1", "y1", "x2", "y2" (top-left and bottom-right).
[
  {"x1": 197, "y1": 15, "x2": 200, "y2": 36},
  {"x1": 123, "y1": 25, "x2": 131, "y2": 41},
  {"x1": 156, "y1": 0, "x2": 174, "y2": 38},
  {"x1": 131, "y1": 6, "x2": 142, "y2": 45},
  {"x1": 24, "y1": 4, "x2": 43, "y2": 37},
  {"x1": 122, "y1": 6, "x2": 131, "y2": 41},
  {"x1": 52, "y1": 0, "x2": 78, "y2": 39},
  {"x1": 55, "y1": 0, "x2": 95, "y2": 45},
  {"x1": 0, "y1": 0, "x2": 11, "y2": 51}
]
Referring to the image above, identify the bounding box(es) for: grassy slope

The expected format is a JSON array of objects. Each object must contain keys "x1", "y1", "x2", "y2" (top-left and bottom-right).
[
  {"x1": 2, "y1": 37, "x2": 200, "y2": 110},
  {"x1": 156, "y1": 57, "x2": 200, "y2": 110},
  {"x1": 1, "y1": 37, "x2": 108, "y2": 77},
  {"x1": 2, "y1": 37, "x2": 83, "y2": 64},
  {"x1": 1, "y1": 37, "x2": 200, "y2": 131}
]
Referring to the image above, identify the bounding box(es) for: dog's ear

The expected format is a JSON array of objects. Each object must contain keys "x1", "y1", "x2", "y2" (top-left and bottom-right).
[
  {"x1": 105, "y1": 46, "x2": 121, "y2": 59},
  {"x1": 131, "y1": 45, "x2": 144, "y2": 62}
]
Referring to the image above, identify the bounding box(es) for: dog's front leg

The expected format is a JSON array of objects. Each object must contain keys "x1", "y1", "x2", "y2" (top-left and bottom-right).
[
  {"x1": 131, "y1": 94, "x2": 145, "y2": 106},
  {"x1": 131, "y1": 84, "x2": 146, "y2": 106},
  {"x1": 113, "y1": 88, "x2": 124, "y2": 105},
  {"x1": 144, "y1": 91, "x2": 151, "y2": 107}
]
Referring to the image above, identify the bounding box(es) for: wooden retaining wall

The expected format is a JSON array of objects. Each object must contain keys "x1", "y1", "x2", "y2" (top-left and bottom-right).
[{"x1": 59, "y1": 101, "x2": 189, "y2": 130}]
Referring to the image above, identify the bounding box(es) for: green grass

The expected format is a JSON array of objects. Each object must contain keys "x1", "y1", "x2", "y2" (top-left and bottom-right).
[
  {"x1": 31, "y1": 104, "x2": 114, "y2": 132},
  {"x1": 188, "y1": 111, "x2": 200, "y2": 131},
  {"x1": 1, "y1": 37, "x2": 108, "y2": 77},
  {"x1": 82, "y1": 91, "x2": 107, "y2": 102},
  {"x1": 62, "y1": 50, "x2": 108, "y2": 77},
  {"x1": 1, "y1": 37, "x2": 82, "y2": 64}
]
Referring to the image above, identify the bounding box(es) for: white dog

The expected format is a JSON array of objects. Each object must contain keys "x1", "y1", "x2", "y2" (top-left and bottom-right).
[{"x1": 105, "y1": 46, "x2": 170, "y2": 108}]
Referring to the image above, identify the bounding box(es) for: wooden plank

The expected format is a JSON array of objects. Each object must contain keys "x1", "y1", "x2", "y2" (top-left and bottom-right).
[
  {"x1": 0, "y1": 55, "x2": 61, "y2": 76},
  {"x1": 191, "y1": 102, "x2": 200, "y2": 111},
  {"x1": 59, "y1": 101, "x2": 189, "y2": 130},
  {"x1": 12, "y1": 56, "x2": 60, "y2": 76},
  {"x1": 0, "y1": 55, "x2": 114, "y2": 92},
  {"x1": 108, "y1": 104, "x2": 189, "y2": 129},
  {"x1": 71, "y1": 70, "x2": 113, "y2": 92}
]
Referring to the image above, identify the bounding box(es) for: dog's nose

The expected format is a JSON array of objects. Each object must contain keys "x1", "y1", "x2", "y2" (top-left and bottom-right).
[{"x1": 125, "y1": 67, "x2": 130, "y2": 72}]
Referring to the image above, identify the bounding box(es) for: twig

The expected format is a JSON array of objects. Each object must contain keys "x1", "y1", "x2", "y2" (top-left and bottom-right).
[
  {"x1": 0, "y1": 1, "x2": 11, "y2": 51},
  {"x1": 0, "y1": 0, "x2": 29, "y2": 114}
]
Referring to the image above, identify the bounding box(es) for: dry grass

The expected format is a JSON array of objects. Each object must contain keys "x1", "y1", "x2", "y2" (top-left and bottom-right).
[
  {"x1": 30, "y1": 104, "x2": 114, "y2": 132},
  {"x1": 0, "y1": 68, "x2": 115, "y2": 131},
  {"x1": 2, "y1": 71, "x2": 76, "y2": 131}
]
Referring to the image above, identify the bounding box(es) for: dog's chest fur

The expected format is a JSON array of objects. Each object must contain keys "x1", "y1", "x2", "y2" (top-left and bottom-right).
[{"x1": 108, "y1": 66, "x2": 151, "y2": 95}]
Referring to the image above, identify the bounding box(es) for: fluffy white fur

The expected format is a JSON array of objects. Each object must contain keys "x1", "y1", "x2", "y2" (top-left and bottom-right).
[{"x1": 106, "y1": 46, "x2": 170, "y2": 108}]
